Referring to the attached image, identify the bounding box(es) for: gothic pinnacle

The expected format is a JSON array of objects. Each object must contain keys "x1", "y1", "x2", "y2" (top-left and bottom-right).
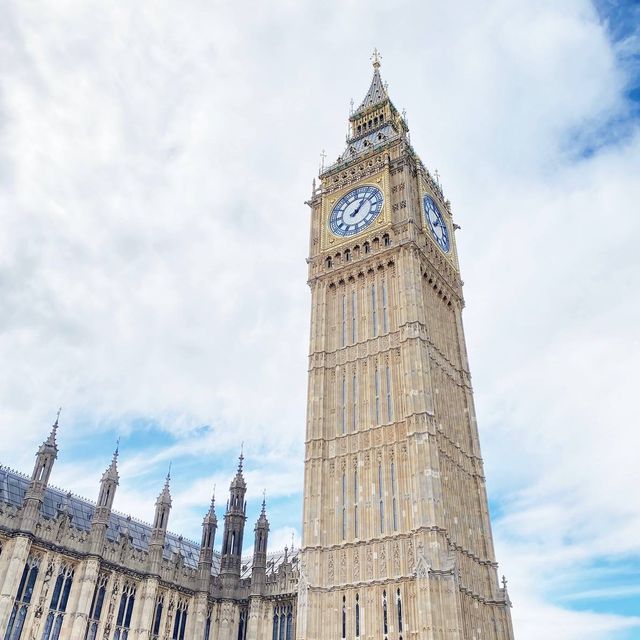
[{"x1": 46, "y1": 407, "x2": 62, "y2": 448}]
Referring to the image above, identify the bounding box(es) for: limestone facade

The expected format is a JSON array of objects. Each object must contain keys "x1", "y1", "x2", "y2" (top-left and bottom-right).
[
  {"x1": 0, "y1": 436, "x2": 298, "y2": 640},
  {"x1": 297, "y1": 55, "x2": 514, "y2": 639}
]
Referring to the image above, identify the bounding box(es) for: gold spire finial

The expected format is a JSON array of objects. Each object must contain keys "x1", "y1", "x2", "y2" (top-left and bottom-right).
[{"x1": 371, "y1": 48, "x2": 381, "y2": 69}]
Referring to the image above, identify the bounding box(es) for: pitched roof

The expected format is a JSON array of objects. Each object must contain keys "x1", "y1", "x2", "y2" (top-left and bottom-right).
[{"x1": 354, "y1": 67, "x2": 387, "y2": 115}]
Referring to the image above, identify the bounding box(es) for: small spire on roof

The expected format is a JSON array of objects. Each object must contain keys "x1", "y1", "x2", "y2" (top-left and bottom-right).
[
  {"x1": 102, "y1": 439, "x2": 120, "y2": 483},
  {"x1": 353, "y1": 53, "x2": 388, "y2": 115},
  {"x1": 238, "y1": 445, "x2": 244, "y2": 474},
  {"x1": 44, "y1": 407, "x2": 61, "y2": 449},
  {"x1": 261, "y1": 489, "x2": 266, "y2": 514}
]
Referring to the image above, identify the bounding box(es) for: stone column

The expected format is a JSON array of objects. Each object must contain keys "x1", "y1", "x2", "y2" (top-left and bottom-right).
[
  {"x1": 65, "y1": 556, "x2": 101, "y2": 639},
  {"x1": 245, "y1": 595, "x2": 264, "y2": 640},
  {"x1": 216, "y1": 600, "x2": 237, "y2": 640},
  {"x1": 190, "y1": 591, "x2": 208, "y2": 640},
  {"x1": 131, "y1": 576, "x2": 158, "y2": 640},
  {"x1": 0, "y1": 535, "x2": 32, "y2": 631}
]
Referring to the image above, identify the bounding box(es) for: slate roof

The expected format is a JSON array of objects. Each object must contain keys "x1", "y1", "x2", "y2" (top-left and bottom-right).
[
  {"x1": 0, "y1": 466, "x2": 296, "y2": 578},
  {"x1": 354, "y1": 68, "x2": 387, "y2": 115}
]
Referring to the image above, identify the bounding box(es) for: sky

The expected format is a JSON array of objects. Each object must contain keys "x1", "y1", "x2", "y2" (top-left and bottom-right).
[{"x1": 1, "y1": 1, "x2": 639, "y2": 638}]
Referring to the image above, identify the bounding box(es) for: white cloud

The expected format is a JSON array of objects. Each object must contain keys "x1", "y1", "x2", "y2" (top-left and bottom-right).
[{"x1": 1, "y1": 1, "x2": 639, "y2": 638}]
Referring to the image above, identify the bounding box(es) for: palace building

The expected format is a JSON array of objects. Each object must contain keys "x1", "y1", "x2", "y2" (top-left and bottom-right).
[{"x1": 0, "y1": 53, "x2": 513, "y2": 640}]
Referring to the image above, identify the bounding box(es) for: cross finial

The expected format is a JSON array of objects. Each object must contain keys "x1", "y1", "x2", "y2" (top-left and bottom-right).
[
  {"x1": 371, "y1": 48, "x2": 381, "y2": 69},
  {"x1": 54, "y1": 407, "x2": 62, "y2": 427},
  {"x1": 114, "y1": 437, "x2": 120, "y2": 459},
  {"x1": 319, "y1": 149, "x2": 326, "y2": 172},
  {"x1": 166, "y1": 461, "x2": 172, "y2": 483},
  {"x1": 501, "y1": 575, "x2": 508, "y2": 589}
]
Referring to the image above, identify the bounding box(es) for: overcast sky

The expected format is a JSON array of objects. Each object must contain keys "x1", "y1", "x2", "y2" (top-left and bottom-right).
[{"x1": 1, "y1": 1, "x2": 639, "y2": 638}]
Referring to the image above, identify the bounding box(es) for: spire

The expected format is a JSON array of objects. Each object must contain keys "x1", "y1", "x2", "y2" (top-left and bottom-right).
[
  {"x1": 256, "y1": 490, "x2": 268, "y2": 526},
  {"x1": 353, "y1": 49, "x2": 388, "y2": 115},
  {"x1": 231, "y1": 446, "x2": 247, "y2": 490},
  {"x1": 157, "y1": 465, "x2": 172, "y2": 507},
  {"x1": 205, "y1": 486, "x2": 217, "y2": 523},
  {"x1": 101, "y1": 441, "x2": 120, "y2": 483},
  {"x1": 44, "y1": 407, "x2": 61, "y2": 451}
]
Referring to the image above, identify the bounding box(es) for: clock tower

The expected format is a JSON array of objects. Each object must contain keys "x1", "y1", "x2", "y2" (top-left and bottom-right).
[{"x1": 297, "y1": 52, "x2": 514, "y2": 640}]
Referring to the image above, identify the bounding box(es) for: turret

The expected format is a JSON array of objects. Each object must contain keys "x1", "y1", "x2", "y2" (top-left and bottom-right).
[
  {"x1": 20, "y1": 411, "x2": 60, "y2": 532},
  {"x1": 250, "y1": 493, "x2": 269, "y2": 595},
  {"x1": 148, "y1": 470, "x2": 172, "y2": 574},
  {"x1": 197, "y1": 490, "x2": 217, "y2": 592},
  {"x1": 220, "y1": 451, "x2": 247, "y2": 587},
  {"x1": 89, "y1": 445, "x2": 120, "y2": 555}
]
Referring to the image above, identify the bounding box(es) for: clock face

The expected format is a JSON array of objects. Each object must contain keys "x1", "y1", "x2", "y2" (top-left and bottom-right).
[
  {"x1": 329, "y1": 185, "x2": 384, "y2": 237},
  {"x1": 423, "y1": 194, "x2": 450, "y2": 253}
]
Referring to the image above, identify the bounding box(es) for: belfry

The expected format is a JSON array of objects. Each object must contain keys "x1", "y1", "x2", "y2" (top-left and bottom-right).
[{"x1": 297, "y1": 52, "x2": 514, "y2": 639}]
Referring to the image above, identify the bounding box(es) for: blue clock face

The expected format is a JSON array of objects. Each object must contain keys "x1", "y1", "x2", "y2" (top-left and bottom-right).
[
  {"x1": 329, "y1": 185, "x2": 384, "y2": 237},
  {"x1": 423, "y1": 194, "x2": 450, "y2": 253}
]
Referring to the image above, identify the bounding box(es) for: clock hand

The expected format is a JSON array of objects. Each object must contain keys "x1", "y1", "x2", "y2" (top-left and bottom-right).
[{"x1": 351, "y1": 199, "x2": 365, "y2": 218}]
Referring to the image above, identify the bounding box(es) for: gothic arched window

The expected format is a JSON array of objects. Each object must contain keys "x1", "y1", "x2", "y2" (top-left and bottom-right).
[
  {"x1": 382, "y1": 590, "x2": 388, "y2": 636},
  {"x1": 85, "y1": 573, "x2": 108, "y2": 640},
  {"x1": 113, "y1": 581, "x2": 136, "y2": 640},
  {"x1": 342, "y1": 595, "x2": 347, "y2": 639},
  {"x1": 5, "y1": 555, "x2": 40, "y2": 640}
]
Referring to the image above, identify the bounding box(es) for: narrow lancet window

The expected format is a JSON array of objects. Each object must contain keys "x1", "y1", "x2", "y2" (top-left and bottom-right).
[
  {"x1": 383, "y1": 590, "x2": 388, "y2": 636},
  {"x1": 378, "y1": 463, "x2": 384, "y2": 534},
  {"x1": 342, "y1": 472, "x2": 347, "y2": 540},
  {"x1": 341, "y1": 294, "x2": 347, "y2": 347},
  {"x1": 352, "y1": 373, "x2": 357, "y2": 431},
  {"x1": 371, "y1": 284, "x2": 378, "y2": 337},
  {"x1": 391, "y1": 461, "x2": 398, "y2": 532},
  {"x1": 354, "y1": 467, "x2": 359, "y2": 538},
  {"x1": 351, "y1": 290, "x2": 357, "y2": 343},
  {"x1": 41, "y1": 564, "x2": 74, "y2": 640},
  {"x1": 151, "y1": 593, "x2": 164, "y2": 640},
  {"x1": 386, "y1": 365, "x2": 393, "y2": 422},
  {"x1": 355, "y1": 594, "x2": 361, "y2": 638},
  {"x1": 5, "y1": 555, "x2": 40, "y2": 640},
  {"x1": 113, "y1": 582, "x2": 136, "y2": 640},
  {"x1": 397, "y1": 588, "x2": 403, "y2": 634},
  {"x1": 85, "y1": 574, "x2": 108, "y2": 640},
  {"x1": 374, "y1": 368, "x2": 381, "y2": 424},
  {"x1": 382, "y1": 279, "x2": 388, "y2": 333},
  {"x1": 341, "y1": 375, "x2": 347, "y2": 434}
]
